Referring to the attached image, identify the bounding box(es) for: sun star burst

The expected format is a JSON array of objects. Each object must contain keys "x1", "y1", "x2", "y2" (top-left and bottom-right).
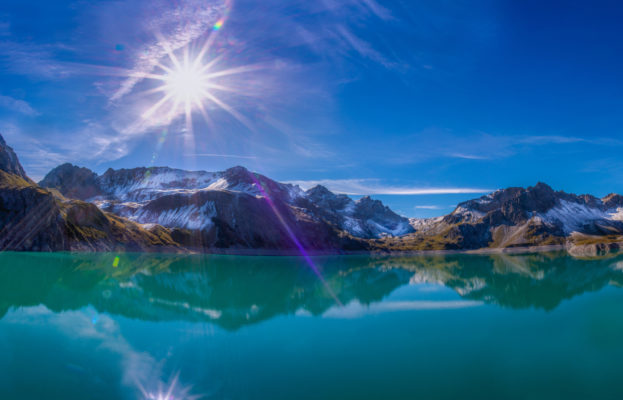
[
  {"x1": 140, "y1": 38, "x2": 255, "y2": 135},
  {"x1": 164, "y1": 61, "x2": 208, "y2": 107}
]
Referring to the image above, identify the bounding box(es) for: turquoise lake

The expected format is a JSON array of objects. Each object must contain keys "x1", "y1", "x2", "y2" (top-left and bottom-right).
[{"x1": 2, "y1": 251, "x2": 623, "y2": 399}]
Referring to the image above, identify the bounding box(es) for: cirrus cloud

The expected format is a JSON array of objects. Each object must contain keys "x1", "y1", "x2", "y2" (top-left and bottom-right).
[{"x1": 287, "y1": 178, "x2": 493, "y2": 195}]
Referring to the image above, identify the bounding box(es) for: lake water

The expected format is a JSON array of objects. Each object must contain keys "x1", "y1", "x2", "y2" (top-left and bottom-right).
[{"x1": 1, "y1": 251, "x2": 623, "y2": 399}]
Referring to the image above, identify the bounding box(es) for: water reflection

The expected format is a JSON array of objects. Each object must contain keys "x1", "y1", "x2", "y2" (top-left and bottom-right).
[
  {"x1": 3, "y1": 251, "x2": 623, "y2": 399},
  {"x1": 1, "y1": 251, "x2": 623, "y2": 328}
]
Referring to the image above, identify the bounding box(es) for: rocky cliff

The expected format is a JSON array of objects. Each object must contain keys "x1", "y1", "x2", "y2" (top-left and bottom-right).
[
  {"x1": 379, "y1": 183, "x2": 623, "y2": 252},
  {"x1": 40, "y1": 163, "x2": 412, "y2": 251},
  {"x1": 6, "y1": 133, "x2": 623, "y2": 254},
  {"x1": 0, "y1": 134, "x2": 182, "y2": 252}
]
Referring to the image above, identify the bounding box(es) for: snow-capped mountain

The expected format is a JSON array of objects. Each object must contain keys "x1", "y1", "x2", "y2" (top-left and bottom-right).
[
  {"x1": 392, "y1": 182, "x2": 623, "y2": 252},
  {"x1": 297, "y1": 184, "x2": 413, "y2": 238},
  {"x1": 446, "y1": 182, "x2": 623, "y2": 235},
  {"x1": 39, "y1": 163, "x2": 413, "y2": 243},
  {"x1": 30, "y1": 161, "x2": 623, "y2": 254},
  {"x1": 0, "y1": 135, "x2": 181, "y2": 252}
]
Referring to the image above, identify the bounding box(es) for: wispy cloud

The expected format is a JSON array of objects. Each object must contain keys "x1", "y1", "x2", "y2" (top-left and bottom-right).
[
  {"x1": 108, "y1": 0, "x2": 225, "y2": 102},
  {"x1": 287, "y1": 178, "x2": 492, "y2": 195},
  {"x1": 448, "y1": 153, "x2": 490, "y2": 160},
  {"x1": 388, "y1": 130, "x2": 623, "y2": 165},
  {"x1": 0, "y1": 94, "x2": 39, "y2": 116},
  {"x1": 334, "y1": 25, "x2": 398, "y2": 70},
  {"x1": 0, "y1": 121, "x2": 129, "y2": 180},
  {"x1": 0, "y1": 0, "x2": 500, "y2": 173},
  {"x1": 414, "y1": 205, "x2": 444, "y2": 210},
  {"x1": 518, "y1": 135, "x2": 586, "y2": 145},
  {"x1": 185, "y1": 153, "x2": 257, "y2": 159},
  {"x1": 0, "y1": 41, "x2": 77, "y2": 79},
  {"x1": 321, "y1": 300, "x2": 483, "y2": 318},
  {"x1": 445, "y1": 134, "x2": 618, "y2": 161},
  {"x1": 4, "y1": 306, "x2": 169, "y2": 397}
]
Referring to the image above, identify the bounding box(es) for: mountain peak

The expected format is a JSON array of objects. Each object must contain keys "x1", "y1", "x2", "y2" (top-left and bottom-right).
[
  {"x1": 307, "y1": 184, "x2": 333, "y2": 196},
  {"x1": 532, "y1": 181, "x2": 551, "y2": 189},
  {"x1": 224, "y1": 165, "x2": 250, "y2": 174},
  {"x1": 0, "y1": 133, "x2": 30, "y2": 181},
  {"x1": 603, "y1": 193, "x2": 623, "y2": 209},
  {"x1": 39, "y1": 163, "x2": 101, "y2": 200},
  {"x1": 529, "y1": 181, "x2": 556, "y2": 195},
  {"x1": 222, "y1": 165, "x2": 254, "y2": 182}
]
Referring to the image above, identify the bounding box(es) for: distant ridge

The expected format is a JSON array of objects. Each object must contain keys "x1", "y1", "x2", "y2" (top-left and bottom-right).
[{"x1": 0, "y1": 133, "x2": 621, "y2": 255}]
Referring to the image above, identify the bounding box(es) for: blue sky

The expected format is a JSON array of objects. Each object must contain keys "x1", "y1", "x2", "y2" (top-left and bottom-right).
[{"x1": 1, "y1": 0, "x2": 622, "y2": 218}]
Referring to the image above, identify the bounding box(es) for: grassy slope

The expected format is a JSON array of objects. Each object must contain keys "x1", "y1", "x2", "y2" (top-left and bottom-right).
[{"x1": 0, "y1": 170, "x2": 183, "y2": 252}]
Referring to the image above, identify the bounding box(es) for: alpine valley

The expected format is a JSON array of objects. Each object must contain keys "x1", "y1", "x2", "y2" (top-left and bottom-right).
[{"x1": 2, "y1": 134, "x2": 622, "y2": 256}]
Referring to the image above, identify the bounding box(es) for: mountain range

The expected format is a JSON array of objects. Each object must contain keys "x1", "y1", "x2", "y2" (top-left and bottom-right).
[{"x1": 1, "y1": 133, "x2": 622, "y2": 255}]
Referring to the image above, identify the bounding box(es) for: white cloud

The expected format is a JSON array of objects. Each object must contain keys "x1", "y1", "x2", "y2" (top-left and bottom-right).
[
  {"x1": 321, "y1": 299, "x2": 483, "y2": 318},
  {"x1": 448, "y1": 153, "x2": 490, "y2": 160},
  {"x1": 335, "y1": 25, "x2": 397, "y2": 70},
  {"x1": 109, "y1": 0, "x2": 225, "y2": 101},
  {"x1": 186, "y1": 153, "x2": 257, "y2": 159},
  {"x1": 4, "y1": 305, "x2": 162, "y2": 392},
  {"x1": 0, "y1": 121, "x2": 130, "y2": 181},
  {"x1": 0, "y1": 41, "x2": 77, "y2": 79},
  {"x1": 390, "y1": 130, "x2": 623, "y2": 165},
  {"x1": 287, "y1": 178, "x2": 492, "y2": 195},
  {"x1": 0, "y1": 94, "x2": 39, "y2": 116},
  {"x1": 414, "y1": 205, "x2": 443, "y2": 210}
]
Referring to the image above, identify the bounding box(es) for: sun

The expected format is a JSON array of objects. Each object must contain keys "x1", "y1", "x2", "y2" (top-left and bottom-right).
[
  {"x1": 163, "y1": 61, "x2": 208, "y2": 105},
  {"x1": 139, "y1": 38, "x2": 256, "y2": 134},
  {"x1": 141, "y1": 49, "x2": 216, "y2": 124}
]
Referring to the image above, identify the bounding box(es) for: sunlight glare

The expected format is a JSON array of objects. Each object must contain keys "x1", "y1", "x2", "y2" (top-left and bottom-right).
[
  {"x1": 139, "y1": 38, "x2": 256, "y2": 138},
  {"x1": 163, "y1": 62, "x2": 208, "y2": 107}
]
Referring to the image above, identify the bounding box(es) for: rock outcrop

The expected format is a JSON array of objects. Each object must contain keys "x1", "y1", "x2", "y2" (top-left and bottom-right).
[
  {"x1": 39, "y1": 163, "x2": 412, "y2": 250},
  {"x1": 39, "y1": 163, "x2": 102, "y2": 200},
  {"x1": 0, "y1": 134, "x2": 182, "y2": 252},
  {"x1": 7, "y1": 131, "x2": 623, "y2": 255},
  {"x1": 381, "y1": 183, "x2": 623, "y2": 252},
  {"x1": 0, "y1": 135, "x2": 31, "y2": 182}
]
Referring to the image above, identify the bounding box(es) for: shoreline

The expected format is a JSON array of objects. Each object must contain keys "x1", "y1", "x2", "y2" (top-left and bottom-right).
[{"x1": 0, "y1": 244, "x2": 572, "y2": 257}]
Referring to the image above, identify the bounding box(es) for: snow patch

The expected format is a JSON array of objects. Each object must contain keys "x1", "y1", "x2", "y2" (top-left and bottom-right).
[
  {"x1": 129, "y1": 201, "x2": 216, "y2": 230},
  {"x1": 368, "y1": 220, "x2": 412, "y2": 237},
  {"x1": 343, "y1": 216, "x2": 364, "y2": 235},
  {"x1": 607, "y1": 207, "x2": 623, "y2": 221},
  {"x1": 541, "y1": 200, "x2": 607, "y2": 234},
  {"x1": 453, "y1": 206, "x2": 485, "y2": 221}
]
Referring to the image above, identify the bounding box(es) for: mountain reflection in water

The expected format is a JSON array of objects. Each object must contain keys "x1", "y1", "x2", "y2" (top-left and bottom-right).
[{"x1": 2, "y1": 251, "x2": 623, "y2": 329}]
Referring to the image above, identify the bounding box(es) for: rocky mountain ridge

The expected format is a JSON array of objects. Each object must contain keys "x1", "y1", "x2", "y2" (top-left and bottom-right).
[
  {"x1": 2, "y1": 133, "x2": 623, "y2": 254},
  {"x1": 40, "y1": 163, "x2": 413, "y2": 240},
  {"x1": 0, "y1": 135, "x2": 182, "y2": 252},
  {"x1": 0, "y1": 135, "x2": 31, "y2": 183},
  {"x1": 378, "y1": 182, "x2": 623, "y2": 253}
]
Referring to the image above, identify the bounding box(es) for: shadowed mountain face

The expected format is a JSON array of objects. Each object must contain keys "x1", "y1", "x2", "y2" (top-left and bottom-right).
[
  {"x1": 382, "y1": 183, "x2": 623, "y2": 252},
  {"x1": 0, "y1": 134, "x2": 181, "y2": 252},
  {"x1": 2, "y1": 251, "x2": 623, "y2": 328},
  {"x1": 3, "y1": 133, "x2": 623, "y2": 253},
  {"x1": 0, "y1": 135, "x2": 30, "y2": 182},
  {"x1": 40, "y1": 163, "x2": 414, "y2": 243},
  {"x1": 39, "y1": 159, "x2": 623, "y2": 253}
]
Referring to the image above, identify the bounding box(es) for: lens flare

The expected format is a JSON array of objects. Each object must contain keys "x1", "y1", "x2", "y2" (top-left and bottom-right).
[
  {"x1": 213, "y1": 19, "x2": 224, "y2": 31},
  {"x1": 164, "y1": 63, "x2": 207, "y2": 105},
  {"x1": 139, "y1": 35, "x2": 258, "y2": 144},
  {"x1": 136, "y1": 372, "x2": 203, "y2": 400}
]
